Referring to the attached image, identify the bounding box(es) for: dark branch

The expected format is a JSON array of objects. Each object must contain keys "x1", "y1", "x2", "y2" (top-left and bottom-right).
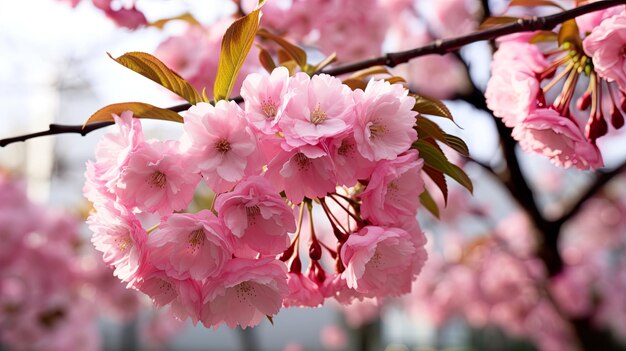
[
  {"x1": 1, "y1": 0, "x2": 624, "y2": 148},
  {"x1": 556, "y1": 160, "x2": 626, "y2": 226},
  {"x1": 321, "y1": 0, "x2": 626, "y2": 76}
]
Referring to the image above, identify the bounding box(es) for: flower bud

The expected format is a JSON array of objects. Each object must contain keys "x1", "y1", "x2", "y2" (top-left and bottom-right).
[{"x1": 309, "y1": 241, "x2": 322, "y2": 261}]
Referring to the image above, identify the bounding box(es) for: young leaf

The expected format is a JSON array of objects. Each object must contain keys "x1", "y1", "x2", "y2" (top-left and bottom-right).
[
  {"x1": 416, "y1": 117, "x2": 447, "y2": 141},
  {"x1": 213, "y1": 5, "x2": 263, "y2": 101},
  {"x1": 256, "y1": 44, "x2": 277, "y2": 73},
  {"x1": 150, "y1": 13, "x2": 201, "y2": 29},
  {"x1": 411, "y1": 94, "x2": 457, "y2": 126},
  {"x1": 558, "y1": 19, "x2": 582, "y2": 49},
  {"x1": 443, "y1": 134, "x2": 470, "y2": 157},
  {"x1": 420, "y1": 190, "x2": 440, "y2": 219},
  {"x1": 342, "y1": 78, "x2": 368, "y2": 91},
  {"x1": 108, "y1": 52, "x2": 203, "y2": 105},
  {"x1": 413, "y1": 140, "x2": 473, "y2": 193},
  {"x1": 84, "y1": 102, "x2": 183, "y2": 127},
  {"x1": 479, "y1": 16, "x2": 520, "y2": 30},
  {"x1": 257, "y1": 28, "x2": 307, "y2": 68},
  {"x1": 385, "y1": 76, "x2": 407, "y2": 85},
  {"x1": 312, "y1": 53, "x2": 337, "y2": 73},
  {"x1": 423, "y1": 164, "x2": 448, "y2": 205},
  {"x1": 530, "y1": 30, "x2": 558, "y2": 44},
  {"x1": 348, "y1": 66, "x2": 391, "y2": 80}
]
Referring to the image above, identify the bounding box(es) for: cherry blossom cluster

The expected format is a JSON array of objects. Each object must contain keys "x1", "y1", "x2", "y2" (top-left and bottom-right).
[
  {"x1": 486, "y1": 5, "x2": 626, "y2": 170},
  {"x1": 84, "y1": 67, "x2": 428, "y2": 329},
  {"x1": 0, "y1": 172, "x2": 146, "y2": 351}
]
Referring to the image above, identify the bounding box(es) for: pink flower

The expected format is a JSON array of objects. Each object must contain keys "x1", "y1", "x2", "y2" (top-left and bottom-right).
[
  {"x1": 360, "y1": 150, "x2": 424, "y2": 225},
  {"x1": 320, "y1": 325, "x2": 348, "y2": 350},
  {"x1": 84, "y1": 111, "x2": 143, "y2": 205},
  {"x1": 485, "y1": 41, "x2": 549, "y2": 128},
  {"x1": 265, "y1": 145, "x2": 336, "y2": 204},
  {"x1": 241, "y1": 66, "x2": 291, "y2": 134},
  {"x1": 147, "y1": 210, "x2": 232, "y2": 280},
  {"x1": 512, "y1": 108, "x2": 603, "y2": 169},
  {"x1": 135, "y1": 268, "x2": 204, "y2": 323},
  {"x1": 214, "y1": 176, "x2": 295, "y2": 256},
  {"x1": 329, "y1": 134, "x2": 375, "y2": 187},
  {"x1": 583, "y1": 9, "x2": 626, "y2": 92},
  {"x1": 115, "y1": 140, "x2": 200, "y2": 216},
  {"x1": 88, "y1": 202, "x2": 147, "y2": 286},
  {"x1": 353, "y1": 79, "x2": 417, "y2": 161},
  {"x1": 279, "y1": 73, "x2": 355, "y2": 148},
  {"x1": 576, "y1": 5, "x2": 625, "y2": 35},
  {"x1": 201, "y1": 258, "x2": 288, "y2": 329},
  {"x1": 283, "y1": 272, "x2": 324, "y2": 308},
  {"x1": 92, "y1": 0, "x2": 147, "y2": 29},
  {"x1": 341, "y1": 226, "x2": 421, "y2": 297},
  {"x1": 183, "y1": 101, "x2": 261, "y2": 193}
]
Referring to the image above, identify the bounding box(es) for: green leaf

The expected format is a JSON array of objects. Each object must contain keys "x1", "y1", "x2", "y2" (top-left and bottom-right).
[
  {"x1": 416, "y1": 117, "x2": 469, "y2": 157},
  {"x1": 420, "y1": 189, "x2": 440, "y2": 219},
  {"x1": 84, "y1": 102, "x2": 183, "y2": 127},
  {"x1": 479, "y1": 16, "x2": 520, "y2": 30},
  {"x1": 411, "y1": 94, "x2": 458, "y2": 126},
  {"x1": 213, "y1": 4, "x2": 263, "y2": 101},
  {"x1": 443, "y1": 134, "x2": 470, "y2": 157},
  {"x1": 529, "y1": 30, "x2": 558, "y2": 44},
  {"x1": 509, "y1": 0, "x2": 565, "y2": 10},
  {"x1": 413, "y1": 140, "x2": 473, "y2": 193},
  {"x1": 109, "y1": 52, "x2": 203, "y2": 105},
  {"x1": 257, "y1": 28, "x2": 307, "y2": 68},
  {"x1": 150, "y1": 13, "x2": 201, "y2": 29},
  {"x1": 416, "y1": 117, "x2": 447, "y2": 141},
  {"x1": 423, "y1": 164, "x2": 448, "y2": 205},
  {"x1": 558, "y1": 19, "x2": 582, "y2": 50}
]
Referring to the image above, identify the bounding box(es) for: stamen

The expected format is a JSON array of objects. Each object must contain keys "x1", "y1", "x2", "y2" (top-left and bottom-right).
[
  {"x1": 149, "y1": 171, "x2": 167, "y2": 189},
  {"x1": 261, "y1": 99, "x2": 278, "y2": 119},
  {"x1": 215, "y1": 138, "x2": 231, "y2": 153},
  {"x1": 188, "y1": 229, "x2": 205, "y2": 253},
  {"x1": 310, "y1": 103, "x2": 327, "y2": 125}
]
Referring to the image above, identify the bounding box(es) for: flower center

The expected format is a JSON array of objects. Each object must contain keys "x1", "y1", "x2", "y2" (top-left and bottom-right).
[
  {"x1": 369, "y1": 122, "x2": 385, "y2": 139},
  {"x1": 337, "y1": 139, "x2": 353, "y2": 157},
  {"x1": 261, "y1": 99, "x2": 278, "y2": 119},
  {"x1": 188, "y1": 229, "x2": 205, "y2": 253},
  {"x1": 149, "y1": 171, "x2": 167, "y2": 189},
  {"x1": 310, "y1": 103, "x2": 327, "y2": 125},
  {"x1": 115, "y1": 234, "x2": 133, "y2": 252},
  {"x1": 215, "y1": 138, "x2": 231, "y2": 153},
  {"x1": 370, "y1": 250, "x2": 383, "y2": 268},
  {"x1": 235, "y1": 282, "x2": 256, "y2": 302},
  {"x1": 294, "y1": 152, "x2": 311, "y2": 171}
]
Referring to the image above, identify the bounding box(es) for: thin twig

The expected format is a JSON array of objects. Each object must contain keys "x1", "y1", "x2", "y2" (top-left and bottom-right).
[{"x1": 1, "y1": 0, "x2": 623, "y2": 148}]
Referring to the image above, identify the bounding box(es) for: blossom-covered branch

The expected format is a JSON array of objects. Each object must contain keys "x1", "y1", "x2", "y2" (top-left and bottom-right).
[{"x1": 1, "y1": 0, "x2": 624, "y2": 148}]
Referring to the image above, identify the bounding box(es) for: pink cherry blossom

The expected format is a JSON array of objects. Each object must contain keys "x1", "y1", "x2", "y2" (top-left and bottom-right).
[
  {"x1": 360, "y1": 150, "x2": 424, "y2": 225},
  {"x1": 91, "y1": 0, "x2": 147, "y2": 29},
  {"x1": 485, "y1": 40, "x2": 549, "y2": 128},
  {"x1": 341, "y1": 226, "x2": 420, "y2": 297},
  {"x1": 283, "y1": 272, "x2": 324, "y2": 308},
  {"x1": 83, "y1": 110, "x2": 143, "y2": 205},
  {"x1": 241, "y1": 66, "x2": 291, "y2": 134},
  {"x1": 266, "y1": 145, "x2": 337, "y2": 204},
  {"x1": 583, "y1": 9, "x2": 626, "y2": 92},
  {"x1": 201, "y1": 258, "x2": 288, "y2": 329},
  {"x1": 353, "y1": 79, "x2": 417, "y2": 161},
  {"x1": 512, "y1": 108, "x2": 604, "y2": 170},
  {"x1": 279, "y1": 73, "x2": 355, "y2": 148},
  {"x1": 428, "y1": 0, "x2": 479, "y2": 38},
  {"x1": 329, "y1": 134, "x2": 375, "y2": 187},
  {"x1": 576, "y1": 5, "x2": 625, "y2": 35},
  {"x1": 88, "y1": 202, "x2": 147, "y2": 285},
  {"x1": 147, "y1": 210, "x2": 232, "y2": 280},
  {"x1": 183, "y1": 101, "x2": 261, "y2": 193},
  {"x1": 214, "y1": 176, "x2": 295, "y2": 256},
  {"x1": 115, "y1": 140, "x2": 200, "y2": 216}
]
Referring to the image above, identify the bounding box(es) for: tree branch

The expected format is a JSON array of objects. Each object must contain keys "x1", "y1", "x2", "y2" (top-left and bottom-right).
[
  {"x1": 556, "y1": 160, "x2": 626, "y2": 226},
  {"x1": 1, "y1": 0, "x2": 623, "y2": 148}
]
